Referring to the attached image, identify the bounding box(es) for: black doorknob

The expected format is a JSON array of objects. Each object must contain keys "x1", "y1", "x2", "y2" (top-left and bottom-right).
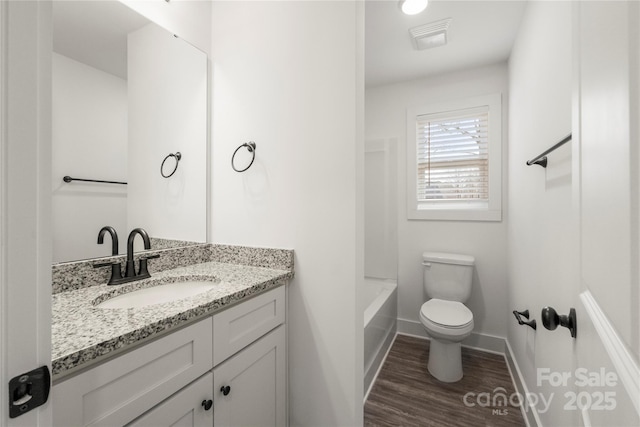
[
  {"x1": 201, "y1": 399, "x2": 213, "y2": 411},
  {"x1": 541, "y1": 306, "x2": 577, "y2": 338},
  {"x1": 220, "y1": 385, "x2": 231, "y2": 396}
]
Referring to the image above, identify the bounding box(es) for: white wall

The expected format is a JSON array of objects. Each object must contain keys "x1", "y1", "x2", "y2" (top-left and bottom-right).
[
  {"x1": 365, "y1": 64, "x2": 509, "y2": 345},
  {"x1": 210, "y1": 2, "x2": 364, "y2": 425},
  {"x1": 52, "y1": 53, "x2": 128, "y2": 263},
  {"x1": 127, "y1": 23, "x2": 207, "y2": 244},
  {"x1": 508, "y1": 2, "x2": 576, "y2": 426}
]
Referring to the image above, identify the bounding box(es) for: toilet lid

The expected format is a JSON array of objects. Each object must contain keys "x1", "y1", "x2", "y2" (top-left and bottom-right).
[{"x1": 421, "y1": 299, "x2": 473, "y2": 328}]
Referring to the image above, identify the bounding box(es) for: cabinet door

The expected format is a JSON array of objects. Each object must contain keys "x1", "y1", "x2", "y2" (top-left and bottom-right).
[
  {"x1": 127, "y1": 372, "x2": 214, "y2": 427},
  {"x1": 213, "y1": 325, "x2": 286, "y2": 427}
]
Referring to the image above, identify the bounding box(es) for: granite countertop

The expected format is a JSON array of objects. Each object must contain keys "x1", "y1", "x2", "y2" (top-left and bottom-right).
[{"x1": 52, "y1": 261, "x2": 292, "y2": 380}]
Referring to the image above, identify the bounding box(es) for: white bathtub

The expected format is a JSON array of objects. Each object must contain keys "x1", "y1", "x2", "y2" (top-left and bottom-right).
[{"x1": 363, "y1": 277, "x2": 397, "y2": 399}]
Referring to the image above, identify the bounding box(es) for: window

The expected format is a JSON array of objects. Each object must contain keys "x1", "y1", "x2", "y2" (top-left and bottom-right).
[{"x1": 407, "y1": 94, "x2": 502, "y2": 221}]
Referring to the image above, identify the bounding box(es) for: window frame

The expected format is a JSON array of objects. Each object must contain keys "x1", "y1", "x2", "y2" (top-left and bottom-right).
[{"x1": 406, "y1": 93, "x2": 502, "y2": 221}]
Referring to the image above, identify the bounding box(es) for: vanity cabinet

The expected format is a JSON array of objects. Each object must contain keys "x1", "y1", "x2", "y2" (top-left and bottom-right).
[{"x1": 52, "y1": 285, "x2": 286, "y2": 427}]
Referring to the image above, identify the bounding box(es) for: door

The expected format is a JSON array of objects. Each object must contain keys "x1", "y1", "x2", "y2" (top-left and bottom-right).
[
  {"x1": 126, "y1": 373, "x2": 214, "y2": 427},
  {"x1": 213, "y1": 326, "x2": 286, "y2": 427},
  {"x1": 1, "y1": 1, "x2": 53, "y2": 425},
  {"x1": 573, "y1": 1, "x2": 640, "y2": 426}
]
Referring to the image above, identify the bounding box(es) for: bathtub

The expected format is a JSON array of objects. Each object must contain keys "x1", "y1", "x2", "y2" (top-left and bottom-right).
[{"x1": 363, "y1": 277, "x2": 397, "y2": 398}]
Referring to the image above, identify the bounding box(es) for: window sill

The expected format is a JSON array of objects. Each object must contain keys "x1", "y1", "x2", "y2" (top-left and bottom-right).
[{"x1": 408, "y1": 206, "x2": 502, "y2": 222}]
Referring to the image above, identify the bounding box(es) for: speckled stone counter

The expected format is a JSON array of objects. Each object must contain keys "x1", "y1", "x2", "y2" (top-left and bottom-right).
[{"x1": 52, "y1": 245, "x2": 294, "y2": 380}]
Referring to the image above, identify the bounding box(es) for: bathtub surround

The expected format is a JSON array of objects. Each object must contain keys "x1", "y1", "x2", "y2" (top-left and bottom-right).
[{"x1": 364, "y1": 139, "x2": 398, "y2": 280}]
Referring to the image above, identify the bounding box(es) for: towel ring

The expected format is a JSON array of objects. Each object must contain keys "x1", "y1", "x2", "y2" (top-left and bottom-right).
[
  {"x1": 231, "y1": 141, "x2": 256, "y2": 172},
  {"x1": 161, "y1": 152, "x2": 182, "y2": 178}
]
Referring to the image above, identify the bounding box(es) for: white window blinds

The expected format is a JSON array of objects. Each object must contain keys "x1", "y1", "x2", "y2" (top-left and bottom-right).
[{"x1": 416, "y1": 106, "x2": 489, "y2": 202}]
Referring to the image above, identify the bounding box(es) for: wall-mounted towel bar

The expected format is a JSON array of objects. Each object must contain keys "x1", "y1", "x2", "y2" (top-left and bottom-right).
[
  {"x1": 513, "y1": 309, "x2": 536, "y2": 330},
  {"x1": 526, "y1": 133, "x2": 572, "y2": 168},
  {"x1": 63, "y1": 176, "x2": 127, "y2": 185}
]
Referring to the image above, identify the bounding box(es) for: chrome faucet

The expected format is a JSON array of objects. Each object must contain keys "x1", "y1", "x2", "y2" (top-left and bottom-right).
[{"x1": 93, "y1": 227, "x2": 159, "y2": 285}]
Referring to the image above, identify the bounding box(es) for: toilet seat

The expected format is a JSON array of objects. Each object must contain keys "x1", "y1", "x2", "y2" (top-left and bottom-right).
[
  {"x1": 421, "y1": 299, "x2": 472, "y2": 327},
  {"x1": 419, "y1": 299, "x2": 473, "y2": 338}
]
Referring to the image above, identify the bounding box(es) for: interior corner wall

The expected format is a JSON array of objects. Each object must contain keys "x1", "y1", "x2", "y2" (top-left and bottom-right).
[
  {"x1": 365, "y1": 63, "x2": 509, "y2": 342},
  {"x1": 507, "y1": 2, "x2": 574, "y2": 426},
  {"x1": 51, "y1": 53, "x2": 128, "y2": 262},
  {"x1": 210, "y1": 2, "x2": 363, "y2": 426}
]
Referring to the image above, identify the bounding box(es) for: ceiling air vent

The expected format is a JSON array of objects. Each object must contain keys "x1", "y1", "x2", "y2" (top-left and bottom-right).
[{"x1": 409, "y1": 18, "x2": 452, "y2": 50}]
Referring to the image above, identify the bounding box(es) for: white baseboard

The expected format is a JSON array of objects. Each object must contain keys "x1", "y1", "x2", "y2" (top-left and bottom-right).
[
  {"x1": 397, "y1": 318, "x2": 506, "y2": 354},
  {"x1": 504, "y1": 340, "x2": 541, "y2": 427}
]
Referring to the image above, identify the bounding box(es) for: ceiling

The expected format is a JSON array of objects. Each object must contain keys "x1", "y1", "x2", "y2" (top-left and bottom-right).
[
  {"x1": 53, "y1": 0, "x2": 526, "y2": 86},
  {"x1": 53, "y1": 1, "x2": 149, "y2": 79},
  {"x1": 365, "y1": 0, "x2": 527, "y2": 87}
]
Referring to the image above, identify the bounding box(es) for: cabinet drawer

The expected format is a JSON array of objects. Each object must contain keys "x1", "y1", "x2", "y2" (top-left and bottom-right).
[
  {"x1": 213, "y1": 285, "x2": 285, "y2": 365},
  {"x1": 53, "y1": 317, "x2": 213, "y2": 427}
]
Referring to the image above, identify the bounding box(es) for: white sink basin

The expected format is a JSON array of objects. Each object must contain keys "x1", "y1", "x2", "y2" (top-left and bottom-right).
[{"x1": 96, "y1": 281, "x2": 217, "y2": 309}]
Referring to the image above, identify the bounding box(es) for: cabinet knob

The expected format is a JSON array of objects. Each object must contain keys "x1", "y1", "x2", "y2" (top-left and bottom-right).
[
  {"x1": 201, "y1": 399, "x2": 213, "y2": 411},
  {"x1": 220, "y1": 385, "x2": 231, "y2": 396}
]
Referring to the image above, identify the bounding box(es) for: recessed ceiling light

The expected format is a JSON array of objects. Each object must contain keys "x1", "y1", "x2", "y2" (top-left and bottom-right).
[{"x1": 398, "y1": 0, "x2": 428, "y2": 16}]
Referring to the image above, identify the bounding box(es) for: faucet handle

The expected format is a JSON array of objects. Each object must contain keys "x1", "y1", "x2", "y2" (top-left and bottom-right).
[{"x1": 138, "y1": 254, "x2": 160, "y2": 278}]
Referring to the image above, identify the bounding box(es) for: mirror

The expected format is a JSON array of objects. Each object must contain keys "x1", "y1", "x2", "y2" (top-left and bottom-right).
[{"x1": 52, "y1": 1, "x2": 207, "y2": 263}]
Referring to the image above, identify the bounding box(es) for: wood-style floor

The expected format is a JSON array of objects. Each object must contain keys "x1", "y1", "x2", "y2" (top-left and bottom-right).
[{"x1": 364, "y1": 335, "x2": 526, "y2": 427}]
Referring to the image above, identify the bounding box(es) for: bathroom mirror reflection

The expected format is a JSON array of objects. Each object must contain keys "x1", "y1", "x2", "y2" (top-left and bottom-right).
[{"x1": 52, "y1": 1, "x2": 207, "y2": 263}]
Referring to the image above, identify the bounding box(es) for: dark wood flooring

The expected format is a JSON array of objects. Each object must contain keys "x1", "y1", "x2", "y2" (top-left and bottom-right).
[{"x1": 364, "y1": 335, "x2": 526, "y2": 427}]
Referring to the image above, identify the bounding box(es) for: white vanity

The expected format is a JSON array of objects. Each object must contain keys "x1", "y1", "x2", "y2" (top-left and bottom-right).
[{"x1": 51, "y1": 244, "x2": 293, "y2": 427}]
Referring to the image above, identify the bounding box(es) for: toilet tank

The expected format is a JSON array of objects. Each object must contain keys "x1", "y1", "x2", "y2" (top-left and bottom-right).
[{"x1": 422, "y1": 252, "x2": 475, "y2": 302}]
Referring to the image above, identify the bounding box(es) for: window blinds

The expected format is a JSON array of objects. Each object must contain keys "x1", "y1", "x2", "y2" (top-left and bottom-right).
[{"x1": 416, "y1": 106, "x2": 489, "y2": 202}]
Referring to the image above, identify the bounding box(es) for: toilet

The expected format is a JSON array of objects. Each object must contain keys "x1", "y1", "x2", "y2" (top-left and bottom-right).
[{"x1": 419, "y1": 252, "x2": 475, "y2": 383}]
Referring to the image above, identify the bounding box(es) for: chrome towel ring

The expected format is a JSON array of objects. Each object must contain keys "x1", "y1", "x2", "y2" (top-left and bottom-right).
[
  {"x1": 161, "y1": 152, "x2": 182, "y2": 178},
  {"x1": 232, "y1": 141, "x2": 256, "y2": 172}
]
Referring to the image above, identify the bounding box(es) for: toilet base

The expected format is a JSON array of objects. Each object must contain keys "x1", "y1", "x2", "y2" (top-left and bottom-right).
[{"x1": 427, "y1": 338, "x2": 463, "y2": 383}]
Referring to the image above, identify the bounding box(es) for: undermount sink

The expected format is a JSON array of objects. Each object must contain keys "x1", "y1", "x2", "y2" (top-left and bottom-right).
[{"x1": 96, "y1": 281, "x2": 217, "y2": 309}]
